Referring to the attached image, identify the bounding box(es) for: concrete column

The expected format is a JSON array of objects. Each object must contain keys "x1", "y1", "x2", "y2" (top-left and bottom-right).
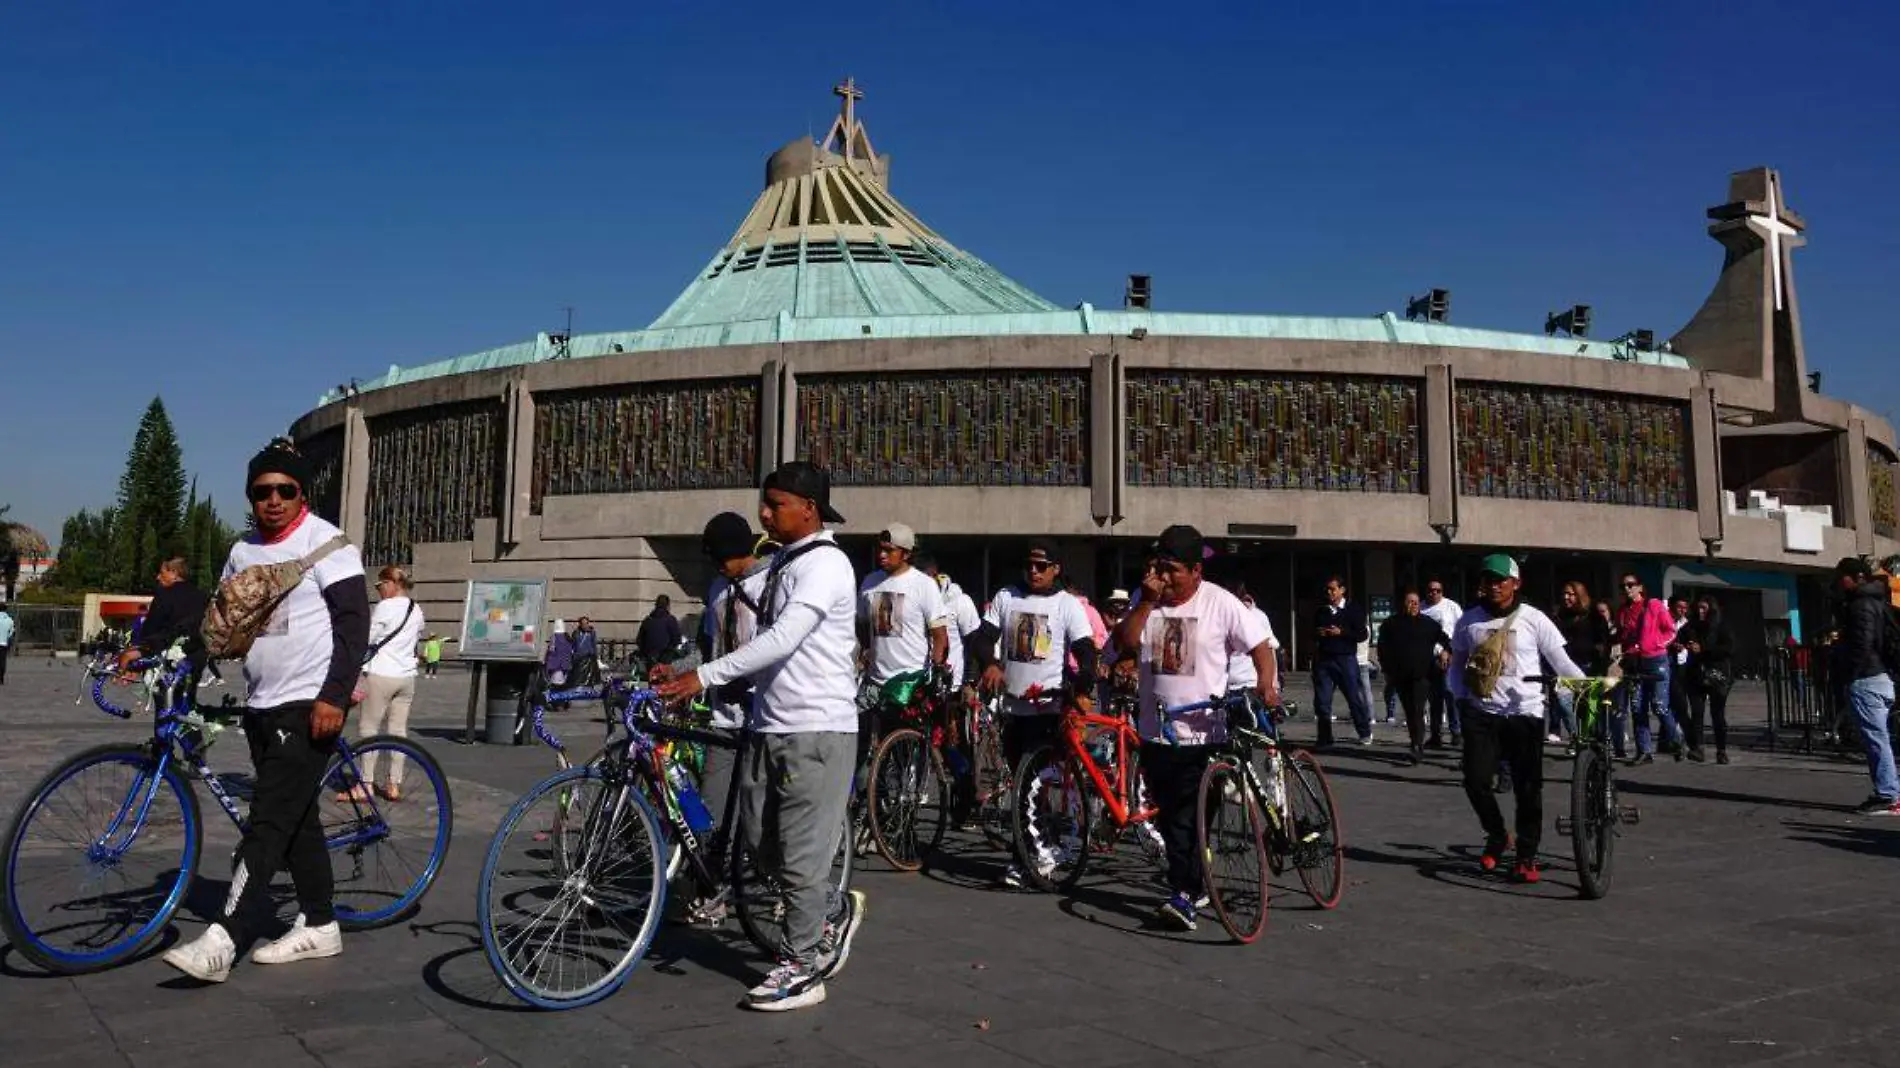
[
  {"x1": 779, "y1": 362, "x2": 800, "y2": 464},
  {"x1": 341, "y1": 405, "x2": 369, "y2": 546},
  {"x1": 1090, "y1": 351, "x2": 1121, "y2": 525},
  {"x1": 759, "y1": 359, "x2": 784, "y2": 479},
  {"x1": 1846, "y1": 417, "x2": 1874, "y2": 556},
  {"x1": 1423, "y1": 364, "x2": 1456, "y2": 537},
  {"x1": 1691, "y1": 385, "x2": 1724, "y2": 548},
  {"x1": 500, "y1": 378, "x2": 535, "y2": 547}
]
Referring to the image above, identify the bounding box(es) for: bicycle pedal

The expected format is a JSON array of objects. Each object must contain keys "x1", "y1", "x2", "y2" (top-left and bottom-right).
[{"x1": 1617, "y1": 805, "x2": 1641, "y2": 823}]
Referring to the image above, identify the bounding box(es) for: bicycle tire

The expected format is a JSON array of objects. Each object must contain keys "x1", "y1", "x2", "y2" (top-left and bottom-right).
[
  {"x1": 2, "y1": 745, "x2": 202, "y2": 974},
  {"x1": 1286, "y1": 751, "x2": 1345, "y2": 909},
  {"x1": 1571, "y1": 747, "x2": 1616, "y2": 900},
  {"x1": 1197, "y1": 758, "x2": 1268, "y2": 943},
  {"x1": 733, "y1": 799, "x2": 855, "y2": 957},
  {"x1": 867, "y1": 727, "x2": 947, "y2": 872},
  {"x1": 320, "y1": 735, "x2": 454, "y2": 929},
  {"x1": 972, "y1": 707, "x2": 1015, "y2": 852},
  {"x1": 1010, "y1": 745, "x2": 1096, "y2": 893},
  {"x1": 478, "y1": 765, "x2": 668, "y2": 1010}
]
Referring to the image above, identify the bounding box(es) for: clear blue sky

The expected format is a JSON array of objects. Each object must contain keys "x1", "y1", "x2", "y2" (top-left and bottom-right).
[{"x1": 4, "y1": 1, "x2": 1896, "y2": 544}]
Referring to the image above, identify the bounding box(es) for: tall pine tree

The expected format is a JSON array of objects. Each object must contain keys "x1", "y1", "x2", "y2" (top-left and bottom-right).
[{"x1": 107, "y1": 398, "x2": 187, "y2": 591}]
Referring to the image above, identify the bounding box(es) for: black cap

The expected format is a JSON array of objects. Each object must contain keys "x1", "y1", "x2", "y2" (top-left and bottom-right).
[
  {"x1": 702, "y1": 512, "x2": 758, "y2": 562},
  {"x1": 762, "y1": 460, "x2": 845, "y2": 523},
  {"x1": 1026, "y1": 538, "x2": 1061, "y2": 564},
  {"x1": 247, "y1": 438, "x2": 312, "y2": 492},
  {"x1": 1149, "y1": 524, "x2": 1204, "y2": 565}
]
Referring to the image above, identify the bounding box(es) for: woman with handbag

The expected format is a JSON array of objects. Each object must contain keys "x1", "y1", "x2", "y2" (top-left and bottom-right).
[
  {"x1": 1682, "y1": 595, "x2": 1734, "y2": 765},
  {"x1": 343, "y1": 565, "x2": 426, "y2": 801}
]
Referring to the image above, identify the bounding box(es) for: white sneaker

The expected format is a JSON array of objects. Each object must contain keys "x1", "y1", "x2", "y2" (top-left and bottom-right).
[
  {"x1": 746, "y1": 958, "x2": 826, "y2": 1011},
  {"x1": 162, "y1": 923, "x2": 237, "y2": 982},
  {"x1": 1545, "y1": 733, "x2": 1563, "y2": 745},
  {"x1": 250, "y1": 913, "x2": 342, "y2": 965}
]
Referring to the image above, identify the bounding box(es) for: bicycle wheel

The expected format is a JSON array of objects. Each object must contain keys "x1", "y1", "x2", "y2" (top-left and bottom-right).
[
  {"x1": 1, "y1": 745, "x2": 202, "y2": 974},
  {"x1": 1197, "y1": 758, "x2": 1268, "y2": 943},
  {"x1": 733, "y1": 799, "x2": 855, "y2": 957},
  {"x1": 479, "y1": 765, "x2": 668, "y2": 1009},
  {"x1": 1571, "y1": 747, "x2": 1616, "y2": 900},
  {"x1": 1285, "y1": 751, "x2": 1345, "y2": 909},
  {"x1": 867, "y1": 727, "x2": 947, "y2": 872},
  {"x1": 319, "y1": 735, "x2": 453, "y2": 929},
  {"x1": 1010, "y1": 746, "x2": 1095, "y2": 892},
  {"x1": 972, "y1": 706, "x2": 1015, "y2": 852}
]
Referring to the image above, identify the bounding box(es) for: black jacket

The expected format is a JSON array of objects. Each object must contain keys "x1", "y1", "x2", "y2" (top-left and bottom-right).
[
  {"x1": 1833, "y1": 580, "x2": 1891, "y2": 682},
  {"x1": 1556, "y1": 608, "x2": 1613, "y2": 676},
  {"x1": 1681, "y1": 612, "x2": 1733, "y2": 672},
  {"x1": 1313, "y1": 601, "x2": 1369, "y2": 660},
  {"x1": 1376, "y1": 613, "x2": 1449, "y2": 680},
  {"x1": 636, "y1": 609, "x2": 683, "y2": 660},
  {"x1": 136, "y1": 580, "x2": 209, "y2": 659}
]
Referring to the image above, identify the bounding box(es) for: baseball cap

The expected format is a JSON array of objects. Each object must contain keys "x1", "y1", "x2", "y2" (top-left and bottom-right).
[
  {"x1": 702, "y1": 512, "x2": 757, "y2": 562},
  {"x1": 1107, "y1": 588, "x2": 1131, "y2": 605},
  {"x1": 880, "y1": 523, "x2": 917, "y2": 551},
  {"x1": 1149, "y1": 524, "x2": 1205, "y2": 565},
  {"x1": 1026, "y1": 538, "x2": 1061, "y2": 564},
  {"x1": 1478, "y1": 553, "x2": 1520, "y2": 580},
  {"x1": 762, "y1": 461, "x2": 845, "y2": 523}
]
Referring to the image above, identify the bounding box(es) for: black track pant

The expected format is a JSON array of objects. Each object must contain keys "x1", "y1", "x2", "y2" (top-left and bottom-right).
[
  {"x1": 1139, "y1": 742, "x2": 1215, "y2": 899},
  {"x1": 1390, "y1": 673, "x2": 1430, "y2": 750},
  {"x1": 222, "y1": 702, "x2": 336, "y2": 944},
  {"x1": 1460, "y1": 708, "x2": 1544, "y2": 857},
  {"x1": 1685, "y1": 686, "x2": 1730, "y2": 754}
]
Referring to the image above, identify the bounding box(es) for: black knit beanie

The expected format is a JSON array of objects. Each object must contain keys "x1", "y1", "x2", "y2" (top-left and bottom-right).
[{"x1": 247, "y1": 439, "x2": 312, "y2": 491}]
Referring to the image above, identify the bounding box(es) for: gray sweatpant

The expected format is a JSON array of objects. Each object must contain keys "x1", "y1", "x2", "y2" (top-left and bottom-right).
[{"x1": 738, "y1": 730, "x2": 855, "y2": 967}]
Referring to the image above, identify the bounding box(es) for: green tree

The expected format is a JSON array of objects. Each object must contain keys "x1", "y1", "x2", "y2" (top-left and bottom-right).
[
  {"x1": 42, "y1": 508, "x2": 117, "y2": 592},
  {"x1": 178, "y1": 479, "x2": 239, "y2": 589},
  {"x1": 107, "y1": 397, "x2": 187, "y2": 591}
]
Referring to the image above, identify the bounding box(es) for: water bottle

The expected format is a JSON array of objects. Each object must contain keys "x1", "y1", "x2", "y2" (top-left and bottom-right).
[
  {"x1": 666, "y1": 762, "x2": 715, "y2": 835},
  {"x1": 1087, "y1": 730, "x2": 1115, "y2": 767}
]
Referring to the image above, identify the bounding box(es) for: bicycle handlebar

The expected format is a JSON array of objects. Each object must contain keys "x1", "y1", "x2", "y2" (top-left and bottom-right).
[{"x1": 1159, "y1": 692, "x2": 1286, "y2": 745}]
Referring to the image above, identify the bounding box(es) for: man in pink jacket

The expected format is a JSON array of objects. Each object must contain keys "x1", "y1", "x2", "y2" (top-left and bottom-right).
[{"x1": 1615, "y1": 573, "x2": 1682, "y2": 764}]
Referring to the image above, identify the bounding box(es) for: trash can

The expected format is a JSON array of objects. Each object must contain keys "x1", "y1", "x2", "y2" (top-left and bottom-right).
[{"x1": 484, "y1": 664, "x2": 531, "y2": 745}]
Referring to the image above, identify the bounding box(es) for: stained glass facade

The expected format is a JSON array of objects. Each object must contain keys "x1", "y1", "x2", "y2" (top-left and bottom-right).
[
  {"x1": 1124, "y1": 373, "x2": 1421, "y2": 491},
  {"x1": 364, "y1": 401, "x2": 505, "y2": 565},
  {"x1": 532, "y1": 379, "x2": 759, "y2": 511},
  {"x1": 796, "y1": 372, "x2": 1088, "y2": 486},
  {"x1": 1456, "y1": 383, "x2": 1690, "y2": 508},
  {"x1": 298, "y1": 428, "x2": 344, "y2": 526},
  {"x1": 1871, "y1": 444, "x2": 1898, "y2": 541}
]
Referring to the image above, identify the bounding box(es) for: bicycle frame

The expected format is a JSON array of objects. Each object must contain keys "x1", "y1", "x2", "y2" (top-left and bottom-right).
[{"x1": 1057, "y1": 702, "x2": 1156, "y2": 830}]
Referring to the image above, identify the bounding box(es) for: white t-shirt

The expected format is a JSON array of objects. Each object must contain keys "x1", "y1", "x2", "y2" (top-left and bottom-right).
[
  {"x1": 223, "y1": 512, "x2": 365, "y2": 709},
  {"x1": 1423, "y1": 596, "x2": 1463, "y2": 640},
  {"x1": 701, "y1": 559, "x2": 771, "y2": 730},
  {"x1": 859, "y1": 567, "x2": 949, "y2": 684},
  {"x1": 1446, "y1": 602, "x2": 1584, "y2": 719},
  {"x1": 1227, "y1": 606, "x2": 1280, "y2": 689},
  {"x1": 699, "y1": 530, "x2": 860, "y2": 734},
  {"x1": 1135, "y1": 582, "x2": 1271, "y2": 745},
  {"x1": 940, "y1": 579, "x2": 982, "y2": 687},
  {"x1": 366, "y1": 596, "x2": 424, "y2": 678},
  {"x1": 983, "y1": 586, "x2": 1093, "y2": 707}
]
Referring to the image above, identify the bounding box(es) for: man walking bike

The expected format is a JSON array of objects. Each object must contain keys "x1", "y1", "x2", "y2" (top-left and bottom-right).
[{"x1": 656, "y1": 462, "x2": 867, "y2": 1011}]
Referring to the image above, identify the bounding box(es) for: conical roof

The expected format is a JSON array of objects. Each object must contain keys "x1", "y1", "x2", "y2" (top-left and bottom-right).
[{"x1": 648, "y1": 79, "x2": 1057, "y2": 330}]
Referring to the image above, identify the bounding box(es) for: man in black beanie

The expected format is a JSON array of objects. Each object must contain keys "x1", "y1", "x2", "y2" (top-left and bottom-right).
[{"x1": 164, "y1": 439, "x2": 369, "y2": 982}]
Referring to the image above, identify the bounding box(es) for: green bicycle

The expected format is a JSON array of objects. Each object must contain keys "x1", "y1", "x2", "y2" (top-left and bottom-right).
[{"x1": 1540, "y1": 675, "x2": 1642, "y2": 900}]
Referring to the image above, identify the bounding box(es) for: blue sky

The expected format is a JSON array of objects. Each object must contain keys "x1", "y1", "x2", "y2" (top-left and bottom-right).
[{"x1": 3, "y1": 1, "x2": 1896, "y2": 543}]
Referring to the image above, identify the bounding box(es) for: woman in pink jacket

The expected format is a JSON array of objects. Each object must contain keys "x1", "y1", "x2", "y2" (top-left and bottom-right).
[{"x1": 1614, "y1": 574, "x2": 1682, "y2": 764}]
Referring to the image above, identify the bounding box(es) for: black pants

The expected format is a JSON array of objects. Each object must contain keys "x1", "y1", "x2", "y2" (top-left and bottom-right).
[
  {"x1": 223, "y1": 702, "x2": 336, "y2": 943},
  {"x1": 1390, "y1": 673, "x2": 1430, "y2": 750},
  {"x1": 1460, "y1": 708, "x2": 1544, "y2": 857},
  {"x1": 0, "y1": 644, "x2": 8, "y2": 684},
  {"x1": 1428, "y1": 664, "x2": 1455, "y2": 739},
  {"x1": 1139, "y1": 741, "x2": 1215, "y2": 899},
  {"x1": 1685, "y1": 685, "x2": 1730, "y2": 754}
]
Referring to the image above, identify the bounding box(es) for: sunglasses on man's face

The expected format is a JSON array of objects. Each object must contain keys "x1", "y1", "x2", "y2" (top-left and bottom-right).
[
  {"x1": 248, "y1": 482, "x2": 301, "y2": 503},
  {"x1": 1026, "y1": 559, "x2": 1057, "y2": 573}
]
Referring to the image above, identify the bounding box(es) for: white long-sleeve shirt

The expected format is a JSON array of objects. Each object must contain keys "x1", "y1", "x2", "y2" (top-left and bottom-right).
[
  {"x1": 696, "y1": 530, "x2": 859, "y2": 734},
  {"x1": 1447, "y1": 601, "x2": 1583, "y2": 719}
]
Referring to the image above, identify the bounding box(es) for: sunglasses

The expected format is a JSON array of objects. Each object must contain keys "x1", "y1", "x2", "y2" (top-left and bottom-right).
[
  {"x1": 248, "y1": 482, "x2": 301, "y2": 503},
  {"x1": 1026, "y1": 559, "x2": 1057, "y2": 573}
]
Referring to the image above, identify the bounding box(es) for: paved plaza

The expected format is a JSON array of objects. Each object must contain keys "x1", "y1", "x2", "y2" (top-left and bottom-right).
[{"x1": 1, "y1": 654, "x2": 1897, "y2": 1068}]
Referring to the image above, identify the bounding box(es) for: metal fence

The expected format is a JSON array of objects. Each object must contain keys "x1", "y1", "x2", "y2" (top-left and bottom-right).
[
  {"x1": 5, "y1": 604, "x2": 84, "y2": 650},
  {"x1": 1762, "y1": 645, "x2": 1845, "y2": 753}
]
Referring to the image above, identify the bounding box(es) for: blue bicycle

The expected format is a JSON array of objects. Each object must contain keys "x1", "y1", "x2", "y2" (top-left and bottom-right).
[{"x1": 1, "y1": 649, "x2": 454, "y2": 974}]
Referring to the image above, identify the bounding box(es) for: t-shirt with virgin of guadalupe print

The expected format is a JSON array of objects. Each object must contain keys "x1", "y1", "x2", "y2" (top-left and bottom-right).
[
  {"x1": 982, "y1": 586, "x2": 1093, "y2": 706},
  {"x1": 859, "y1": 567, "x2": 949, "y2": 685},
  {"x1": 1134, "y1": 582, "x2": 1270, "y2": 745}
]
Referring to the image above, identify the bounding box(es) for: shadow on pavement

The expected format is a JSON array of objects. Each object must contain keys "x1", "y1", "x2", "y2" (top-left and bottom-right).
[
  {"x1": 1344, "y1": 841, "x2": 1586, "y2": 901},
  {"x1": 1781, "y1": 820, "x2": 1900, "y2": 860},
  {"x1": 1616, "y1": 776, "x2": 1843, "y2": 813}
]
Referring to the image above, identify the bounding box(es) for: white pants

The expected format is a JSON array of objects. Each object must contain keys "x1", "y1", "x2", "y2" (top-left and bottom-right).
[{"x1": 357, "y1": 673, "x2": 416, "y2": 783}]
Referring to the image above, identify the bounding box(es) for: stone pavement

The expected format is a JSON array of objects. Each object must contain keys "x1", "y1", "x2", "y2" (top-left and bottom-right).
[{"x1": 2, "y1": 654, "x2": 1898, "y2": 1068}]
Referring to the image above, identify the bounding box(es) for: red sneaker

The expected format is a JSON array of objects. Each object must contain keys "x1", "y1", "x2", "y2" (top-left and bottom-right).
[
  {"x1": 1512, "y1": 858, "x2": 1542, "y2": 884},
  {"x1": 1479, "y1": 834, "x2": 1512, "y2": 872}
]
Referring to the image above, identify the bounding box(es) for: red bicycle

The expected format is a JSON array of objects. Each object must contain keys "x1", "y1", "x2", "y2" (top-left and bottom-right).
[{"x1": 1011, "y1": 688, "x2": 1164, "y2": 892}]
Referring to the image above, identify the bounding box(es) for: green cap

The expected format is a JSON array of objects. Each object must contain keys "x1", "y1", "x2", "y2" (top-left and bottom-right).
[{"x1": 1478, "y1": 553, "x2": 1520, "y2": 580}]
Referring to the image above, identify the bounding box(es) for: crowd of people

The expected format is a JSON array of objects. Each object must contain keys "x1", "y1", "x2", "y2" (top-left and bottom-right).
[{"x1": 85, "y1": 441, "x2": 1897, "y2": 1017}]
